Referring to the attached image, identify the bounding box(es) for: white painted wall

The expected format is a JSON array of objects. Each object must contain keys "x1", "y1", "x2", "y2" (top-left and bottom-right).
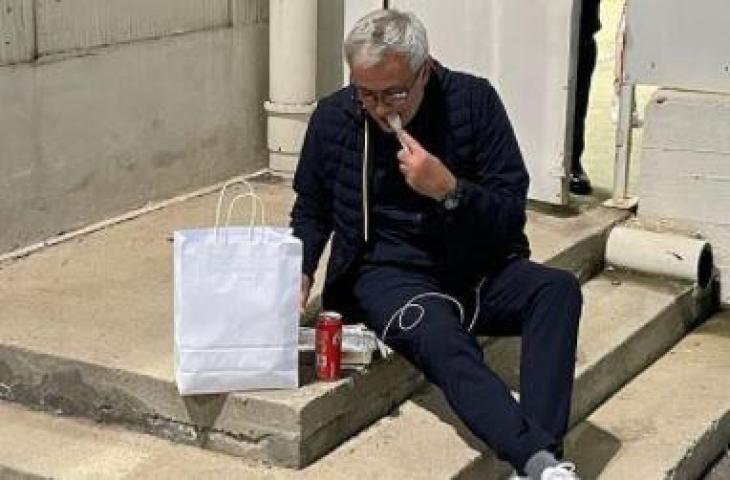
[{"x1": 625, "y1": 0, "x2": 730, "y2": 94}]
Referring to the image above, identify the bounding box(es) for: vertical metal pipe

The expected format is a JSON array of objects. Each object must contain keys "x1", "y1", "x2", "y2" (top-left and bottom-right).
[{"x1": 612, "y1": 83, "x2": 635, "y2": 203}]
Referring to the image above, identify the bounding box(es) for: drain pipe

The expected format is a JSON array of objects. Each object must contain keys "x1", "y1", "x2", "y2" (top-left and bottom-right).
[
  {"x1": 265, "y1": 0, "x2": 318, "y2": 174},
  {"x1": 606, "y1": 227, "x2": 714, "y2": 289}
]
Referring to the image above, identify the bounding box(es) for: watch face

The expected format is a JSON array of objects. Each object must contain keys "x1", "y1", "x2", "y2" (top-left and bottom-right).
[{"x1": 442, "y1": 180, "x2": 461, "y2": 210}]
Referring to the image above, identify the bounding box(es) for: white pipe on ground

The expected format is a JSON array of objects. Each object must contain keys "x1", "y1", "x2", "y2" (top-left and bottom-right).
[
  {"x1": 606, "y1": 227, "x2": 713, "y2": 289},
  {"x1": 265, "y1": 0, "x2": 318, "y2": 174}
]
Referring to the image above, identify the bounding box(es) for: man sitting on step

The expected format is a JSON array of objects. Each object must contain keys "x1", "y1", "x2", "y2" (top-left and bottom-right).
[{"x1": 290, "y1": 9, "x2": 583, "y2": 480}]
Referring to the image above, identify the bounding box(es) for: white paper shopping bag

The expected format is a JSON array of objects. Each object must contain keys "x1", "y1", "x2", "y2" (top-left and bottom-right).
[{"x1": 173, "y1": 179, "x2": 301, "y2": 395}]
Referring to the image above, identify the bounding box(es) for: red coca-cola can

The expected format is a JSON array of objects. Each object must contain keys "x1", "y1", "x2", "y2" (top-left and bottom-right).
[{"x1": 315, "y1": 311, "x2": 343, "y2": 381}]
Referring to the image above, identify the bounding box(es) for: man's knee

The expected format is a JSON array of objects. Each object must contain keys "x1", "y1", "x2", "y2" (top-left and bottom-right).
[
  {"x1": 541, "y1": 268, "x2": 583, "y2": 312},
  {"x1": 416, "y1": 326, "x2": 484, "y2": 390},
  {"x1": 411, "y1": 310, "x2": 481, "y2": 373}
]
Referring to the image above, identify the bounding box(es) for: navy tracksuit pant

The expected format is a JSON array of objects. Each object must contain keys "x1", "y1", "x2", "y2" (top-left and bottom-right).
[{"x1": 345, "y1": 259, "x2": 582, "y2": 470}]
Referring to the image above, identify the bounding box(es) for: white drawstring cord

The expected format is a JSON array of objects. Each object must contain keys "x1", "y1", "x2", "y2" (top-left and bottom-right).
[
  {"x1": 362, "y1": 120, "x2": 370, "y2": 243},
  {"x1": 379, "y1": 278, "x2": 487, "y2": 354}
]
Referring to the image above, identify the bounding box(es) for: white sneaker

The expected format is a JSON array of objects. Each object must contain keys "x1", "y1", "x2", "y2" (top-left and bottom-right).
[
  {"x1": 507, "y1": 472, "x2": 529, "y2": 480},
  {"x1": 541, "y1": 462, "x2": 580, "y2": 479}
]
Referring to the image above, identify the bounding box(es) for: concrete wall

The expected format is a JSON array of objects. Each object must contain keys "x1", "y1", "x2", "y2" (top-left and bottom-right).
[
  {"x1": 316, "y1": 0, "x2": 344, "y2": 98},
  {"x1": 0, "y1": 0, "x2": 269, "y2": 255},
  {"x1": 638, "y1": 89, "x2": 730, "y2": 306},
  {"x1": 0, "y1": 0, "x2": 35, "y2": 65},
  {"x1": 34, "y1": 0, "x2": 230, "y2": 56}
]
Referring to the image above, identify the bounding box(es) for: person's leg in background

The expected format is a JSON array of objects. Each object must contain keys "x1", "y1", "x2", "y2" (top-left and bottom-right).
[{"x1": 570, "y1": 0, "x2": 602, "y2": 195}]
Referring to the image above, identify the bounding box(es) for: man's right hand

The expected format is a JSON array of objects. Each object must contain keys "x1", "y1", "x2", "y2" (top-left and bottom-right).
[{"x1": 300, "y1": 274, "x2": 313, "y2": 314}]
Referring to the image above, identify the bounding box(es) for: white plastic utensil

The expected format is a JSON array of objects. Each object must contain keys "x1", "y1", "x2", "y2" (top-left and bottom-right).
[{"x1": 387, "y1": 113, "x2": 410, "y2": 152}]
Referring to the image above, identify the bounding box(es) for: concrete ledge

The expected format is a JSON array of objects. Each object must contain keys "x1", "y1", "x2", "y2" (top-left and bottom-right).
[
  {"x1": 0, "y1": 343, "x2": 421, "y2": 468},
  {"x1": 0, "y1": 180, "x2": 420, "y2": 468},
  {"x1": 0, "y1": 180, "x2": 628, "y2": 468},
  {"x1": 526, "y1": 203, "x2": 628, "y2": 282}
]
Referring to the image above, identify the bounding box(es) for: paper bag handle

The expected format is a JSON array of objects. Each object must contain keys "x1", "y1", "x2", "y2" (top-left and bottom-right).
[
  {"x1": 215, "y1": 193, "x2": 267, "y2": 243},
  {"x1": 214, "y1": 177, "x2": 255, "y2": 230},
  {"x1": 226, "y1": 193, "x2": 266, "y2": 227}
]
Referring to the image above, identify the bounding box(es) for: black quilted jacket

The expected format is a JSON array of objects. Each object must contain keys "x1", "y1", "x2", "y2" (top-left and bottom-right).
[{"x1": 291, "y1": 63, "x2": 530, "y2": 308}]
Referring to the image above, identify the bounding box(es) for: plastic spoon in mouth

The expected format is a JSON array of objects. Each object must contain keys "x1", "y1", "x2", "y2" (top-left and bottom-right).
[
  {"x1": 387, "y1": 112, "x2": 403, "y2": 133},
  {"x1": 387, "y1": 113, "x2": 410, "y2": 152}
]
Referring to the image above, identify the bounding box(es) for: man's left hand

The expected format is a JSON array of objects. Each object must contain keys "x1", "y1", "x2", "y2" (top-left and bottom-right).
[{"x1": 396, "y1": 131, "x2": 457, "y2": 201}]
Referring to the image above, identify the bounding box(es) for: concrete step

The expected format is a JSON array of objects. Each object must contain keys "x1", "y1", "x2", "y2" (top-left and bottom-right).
[
  {"x1": 1, "y1": 317, "x2": 724, "y2": 480},
  {"x1": 0, "y1": 175, "x2": 628, "y2": 469},
  {"x1": 0, "y1": 394, "x2": 482, "y2": 480},
  {"x1": 278, "y1": 270, "x2": 714, "y2": 479},
  {"x1": 0, "y1": 400, "x2": 276, "y2": 480},
  {"x1": 0, "y1": 396, "x2": 483, "y2": 480},
  {"x1": 458, "y1": 270, "x2": 714, "y2": 478},
  {"x1": 486, "y1": 270, "x2": 716, "y2": 425},
  {"x1": 564, "y1": 311, "x2": 730, "y2": 480},
  {"x1": 3, "y1": 305, "x2": 725, "y2": 480}
]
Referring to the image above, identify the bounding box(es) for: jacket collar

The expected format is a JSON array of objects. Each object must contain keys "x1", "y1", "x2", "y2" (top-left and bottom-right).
[{"x1": 341, "y1": 85, "x2": 366, "y2": 124}]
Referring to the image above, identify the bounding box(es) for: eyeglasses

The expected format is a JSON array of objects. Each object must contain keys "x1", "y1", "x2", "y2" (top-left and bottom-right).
[{"x1": 355, "y1": 65, "x2": 425, "y2": 107}]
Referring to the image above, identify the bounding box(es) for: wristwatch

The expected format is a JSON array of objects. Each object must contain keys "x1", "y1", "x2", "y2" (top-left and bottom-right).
[{"x1": 441, "y1": 179, "x2": 462, "y2": 211}]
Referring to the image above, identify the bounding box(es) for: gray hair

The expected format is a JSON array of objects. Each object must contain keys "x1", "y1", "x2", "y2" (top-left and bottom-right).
[{"x1": 344, "y1": 9, "x2": 429, "y2": 73}]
